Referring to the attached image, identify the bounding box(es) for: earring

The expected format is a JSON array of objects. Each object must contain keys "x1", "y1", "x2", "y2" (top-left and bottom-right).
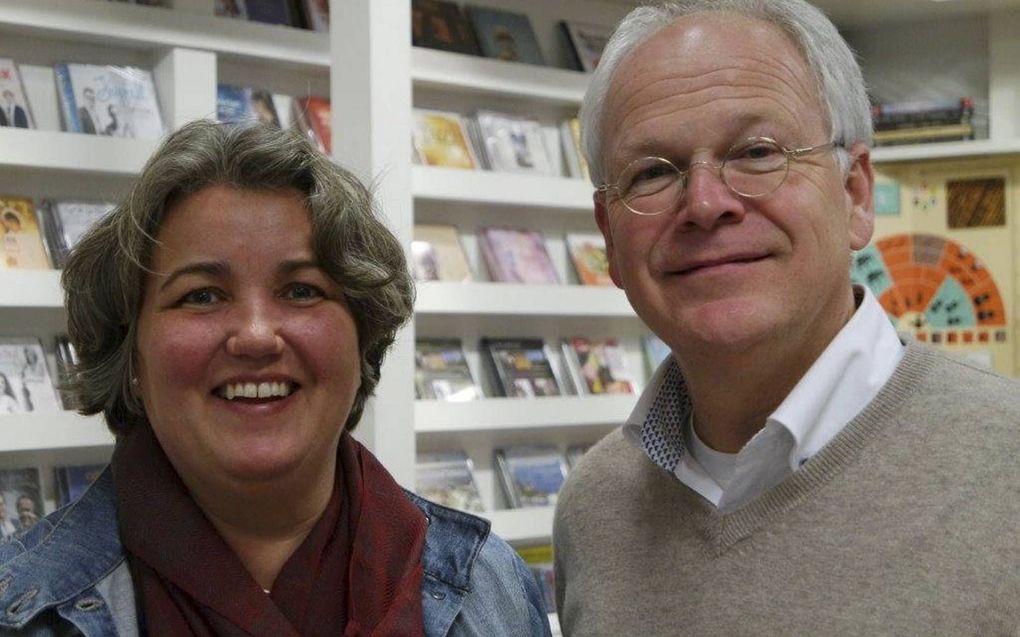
[{"x1": 130, "y1": 376, "x2": 139, "y2": 386}]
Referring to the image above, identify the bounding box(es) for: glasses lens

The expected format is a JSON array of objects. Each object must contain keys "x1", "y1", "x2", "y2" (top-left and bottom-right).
[
  {"x1": 722, "y1": 138, "x2": 788, "y2": 197},
  {"x1": 619, "y1": 157, "x2": 681, "y2": 215}
]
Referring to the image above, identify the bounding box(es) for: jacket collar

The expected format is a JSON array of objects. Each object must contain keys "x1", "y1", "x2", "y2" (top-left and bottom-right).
[{"x1": 404, "y1": 491, "x2": 490, "y2": 592}]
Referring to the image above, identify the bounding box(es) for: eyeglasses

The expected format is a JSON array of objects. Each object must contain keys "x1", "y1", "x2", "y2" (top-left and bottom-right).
[{"x1": 596, "y1": 137, "x2": 839, "y2": 216}]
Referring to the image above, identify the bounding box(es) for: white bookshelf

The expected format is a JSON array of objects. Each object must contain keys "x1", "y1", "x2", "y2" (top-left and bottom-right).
[
  {"x1": 485, "y1": 506, "x2": 555, "y2": 544},
  {"x1": 0, "y1": 271, "x2": 63, "y2": 308},
  {"x1": 415, "y1": 395, "x2": 635, "y2": 433},
  {"x1": 416, "y1": 282, "x2": 632, "y2": 317},
  {"x1": 871, "y1": 138, "x2": 1020, "y2": 164},
  {"x1": 0, "y1": 129, "x2": 155, "y2": 175},
  {"x1": 412, "y1": 166, "x2": 592, "y2": 210},
  {"x1": 0, "y1": 412, "x2": 113, "y2": 453}
]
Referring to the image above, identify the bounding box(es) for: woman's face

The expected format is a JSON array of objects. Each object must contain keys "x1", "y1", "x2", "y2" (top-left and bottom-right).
[{"x1": 134, "y1": 184, "x2": 362, "y2": 486}]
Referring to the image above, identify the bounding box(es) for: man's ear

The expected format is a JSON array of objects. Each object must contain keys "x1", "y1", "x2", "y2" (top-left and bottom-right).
[
  {"x1": 844, "y1": 142, "x2": 875, "y2": 251},
  {"x1": 594, "y1": 192, "x2": 624, "y2": 289}
]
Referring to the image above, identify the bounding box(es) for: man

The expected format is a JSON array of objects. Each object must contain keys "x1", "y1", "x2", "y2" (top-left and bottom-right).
[
  {"x1": 77, "y1": 86, "x2": 100, "y2": 135},
  {"x1": 0, "y1": 495, "x2": 16, "y2": 540},
  {"x1": 15, "y1": 495, "x2": 38, "y2": 532},
  {"x1": 553, "y1": 1, "x2": 1020, "y2": 635},
  {"x1": 0, "y1": 89, "x2": 29, "y2": 128}
]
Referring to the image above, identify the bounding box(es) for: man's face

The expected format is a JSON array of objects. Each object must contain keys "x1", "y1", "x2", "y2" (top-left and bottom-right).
[
  {"x1": 596, "y1": 12, "x2": 873, "y2": 364},
  {"x1": 16, "y1": 496, "x2": 34, "y2": 516}
]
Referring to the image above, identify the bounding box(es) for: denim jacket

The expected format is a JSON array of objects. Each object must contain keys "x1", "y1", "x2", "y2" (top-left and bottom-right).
[{"x1": 0, "y1": 470, "x2": 551, "y2": 636}]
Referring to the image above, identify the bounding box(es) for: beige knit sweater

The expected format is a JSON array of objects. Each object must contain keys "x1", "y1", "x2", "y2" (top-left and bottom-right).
[{"x1": 554, "y1": 342, "x2": 1020, "y2": 636}]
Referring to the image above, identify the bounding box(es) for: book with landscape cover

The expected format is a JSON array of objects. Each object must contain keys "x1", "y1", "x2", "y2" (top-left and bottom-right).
[
  {"x1": 0, "y1": 337, "x2": 61, "y2": 414},
  {"x1": 561, "y1": 337, "x2": 637, "y2": 395},
  {"x1": 55, "y1": 63, "x2": 164, "y2": 139},
  {"x1": 481, "y1": 337, "x2": 562, "y2": 398},
  {"x1": 566, "y1": 232, "x2": 612, "y2": 286},
  {"x1": 0, "y1": 58, "x2": 35, "y2": 129},
  {"x1": 411, "y1": 0, "x2": 480, "y2": 56},
  {"x1": 415, "y1": 450, "x2": 485, "y2": 513},
  {"x1": 415, "y1": 338, "x2": 482, "y2": 401},
  {"x1": 0, "y1": 197, "x2": 51, "y2": 270},
  {"x1": 411, "y1": 224, "x2": 472, "y2": 282},
  {"x1": 473, "y1": 110, "x2": 556, "y2": 176},
  {"x1": 478, "y1": 227, "x2": 559, "y2": 284},
  {"x1": 0, "y1": 467, "x2": 43, "y2": 538},
  {"x1": 465, "y1": 6, "x2": 545, "y2": 66},
  {"x1": 495, "y1": 445, "x2": 569, "y2": 508},
  {"x1": 413, "y1": 109, "x2": 479, "y2": 170}
]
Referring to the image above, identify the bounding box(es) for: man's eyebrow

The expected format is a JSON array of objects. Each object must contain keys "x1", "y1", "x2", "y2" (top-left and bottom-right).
[{"x1": 159, "y1": 261, "x2": 229, "y2": 292}]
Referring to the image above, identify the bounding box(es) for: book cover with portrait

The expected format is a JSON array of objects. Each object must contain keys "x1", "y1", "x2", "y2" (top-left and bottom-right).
[
  {"x1": 0, "y1": 467, "x2": 43, "y2": 540},
  {"x1": 465, "y1": 6, "x2": 545, "y2": 66},
  {"x1": 411, "y1": 0, "x2": 480, "y2": 56},
  {"x1": 0, "y1": 337, "x2": 60, "y2": 415},
  {"x1": 55, "y1": 63, "x2": 164, "y2": 139},
  {"x1": 0, "y1": 58, "x2": 35, "y2": 129},
  {"x1": 0, "y1": 197, "x2": 51, "y2": 270}
]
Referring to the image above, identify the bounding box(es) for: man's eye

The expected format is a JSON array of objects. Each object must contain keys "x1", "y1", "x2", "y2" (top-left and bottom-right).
[{"x1": 734, "y1": 143, "x2": 780, "y2": 161}]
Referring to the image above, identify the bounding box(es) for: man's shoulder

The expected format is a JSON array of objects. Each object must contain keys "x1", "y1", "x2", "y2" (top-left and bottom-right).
[{"x1": 907, "y1": 343, "x2": 1020, "y2": 413}]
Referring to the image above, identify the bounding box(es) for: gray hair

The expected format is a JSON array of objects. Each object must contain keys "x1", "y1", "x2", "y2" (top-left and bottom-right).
[
  {"x1": 580, "y1": 0, "x2": 871, "y2": 185},
  {"x1": 62, "y1": 120, "x2": 414, "y2": 436}
]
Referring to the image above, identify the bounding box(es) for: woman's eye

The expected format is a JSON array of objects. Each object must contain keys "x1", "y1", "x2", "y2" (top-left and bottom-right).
[
  {"x1": 284, "y1": 283, "x2": 324, "y2": 301},
  {"x1": 180, "y1": 288, "x2": 221, "y2": 306}
]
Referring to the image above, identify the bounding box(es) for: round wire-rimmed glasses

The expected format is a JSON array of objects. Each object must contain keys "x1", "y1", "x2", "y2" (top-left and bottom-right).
[{"x1": 596, "y1": 137, "x2": 840, "y2": 216}]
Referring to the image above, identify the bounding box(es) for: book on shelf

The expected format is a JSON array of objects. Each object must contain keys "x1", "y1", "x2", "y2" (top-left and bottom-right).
[
  {"x1": 0, "y1": 337, "x2": 61, "y2": 414},
  {"x1": 465, "y1": 6, "x2": 546, "y2": 66},
  {"x1": 411, "y1": 0, "x2": 481, "y2": 56},
  {"x1": 0, "y1": 59, "x2": 35, "y2": 129},
  {"x1": 473, "y1": 111, "x2": 557, "y2": 176},
  {"x1": 872, "y1": 122, "x2": 974, "y2": 147},
  {"x1": 215, "y1": 0, "x2": 248, "y2": 18},
  {"x1": 412, "y1": 109, "x2": 479, "y2": 170},
  {"x1": 561, "y1": 337, "x2": 637, "y2": 396},
  {"x1": 411, "y1": 224, "x2": 473, "y2": 283},
  {"x1": 54, "y1": 63, "x2": 165, "y2": 139},
  {"x1": 495, "y1": 445, "x2": 569, "y2": 508},
  {"x1": 0, "y1": 467, "x2": 43, "y2": 539},
  {"x1": 243, "y1": 0, "x2": 297, "y2": 26},
  {"x1": 565, "y1": 443, "x2": 591, "y2": 470},
  {"x1": 293, "y1": 96, "x2": 331, "y2": 154},
  {"x1": 54, "y1": 335, "x2": 80, "y2": 410},
  {"x1": 300, "y1": 0, "x2": 329, "y2": 32},
  {"x1": 415, "y1": 338, "x2": 482, "y2": 401},
  {"x1": 478, "y1": 227, "x2": 559, "y2": 285},
  {"x1": 560, "y1": 117, "x2": 590, "y2": 181},
  {"x1": 565, "y1": 232, "x2": 612, "y2": 286},
  {"x1": 415, "y1": 450, "x2": 485, "y2": 513},
  {"x1": 0, "y1": 197, "x2": 51, "y2": 270},
  {"x1": 871, "y1": 97, "x2": 974, "y2": 131},
  {"x1": 559, "y1": 20, "x2": 612, "y2": 72},
  {"x1": 517, "y1": 544, "x2": 557, "y2": 613},
  {"x1": 55, "y1": 464, "x2": 105, "y2": 508},
  {"x1": 481, "y1": 337, "x2": 563, "y2": 398},
  {"x1": 641, "y1": 333, "x2": 671, "y2": 377},
  {"x1": 217, "y1": 85, "x2": 281, "y2": 128},
  {"x1": 40, "y1": 200, "x2": 115, "y2": 268}
]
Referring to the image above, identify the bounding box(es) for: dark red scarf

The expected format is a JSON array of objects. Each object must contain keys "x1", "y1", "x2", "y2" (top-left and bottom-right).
[{"x1": 112, "y1": 424, "x2": 427, "y2": 636}]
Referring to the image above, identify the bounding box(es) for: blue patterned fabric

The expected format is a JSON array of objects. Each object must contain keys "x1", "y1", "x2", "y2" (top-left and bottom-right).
[{"x1": 638, "y1": 359, "x2": 693, "y2": 474}]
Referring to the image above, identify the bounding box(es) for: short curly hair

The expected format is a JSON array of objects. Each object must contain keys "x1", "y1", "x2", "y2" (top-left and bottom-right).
[{"x1": 62, "y1": 120, "x2": 414, "y2": 436}]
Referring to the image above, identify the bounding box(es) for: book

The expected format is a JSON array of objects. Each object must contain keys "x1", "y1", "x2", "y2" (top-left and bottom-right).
[
  {"x1": 517, "y1": 544, "x2": 556, "y2": 613},
  {"x1": 55, "y1": 464, "x2": 105, "y2": 508},
  {"x1": 244, "y1": 0, "x2": 295, "y2": 25},
  {"x1": 560, "y1": 21, "x2": 612, "y2": 72},
  {"x1": 0, "y1": 197, "x2": 51, "y2": 270},
  {"x1": 411, "y1": 0, "x2": 480, "y2": 56},
  {"x1": 0, "y1": 337, "x2": 61, "y2": 414},
  {"x1": 40, "y1": 200, "x2": 115, "y2": 268},
  {"x1": 561, "y1": 337, "x2": 637, "y2": 395},
  {"x1": 495, "y1": 445, "x2": 569, "y2": 508},
  {"x1": 872, "y1": 122, "x2": 974, "y2": 146},
  {"x1": 473, "y1": 111, "x2": 556, "y2": 176},
  {"x1": 217, "y1": 84, "x2": 281, "y2": 128},
  {"x1": 481, "y1": 337, "x2": 562, "y2": 398},
  {"x1": 415, "y1": 450, "x2": 485, "y2": 513},
  {"x1": 478, "y1": 227, "x2": 559, "y2": 284},
  {"x1": 566, "y1": 443, "x2": 591, "y2": 469},
  {"x1": 412, "y1": 109, "x2": 479, "y2": 170},
  {"x1": 54, "y1": 63, "x2": 164, "y2": 139},
  {"x1": 465, "y1": 6, "x2": 545, "y2": 66},
  {"x1": 560, "y1": 117, "x2": 590, "y2": 180},
  {"x1": 565, "y1": 232, "x2": 613, "y2": 286},
  {"x1": 293, "y1": 96, "x2": 331, "y2": 154},
  {"x1": 415, "y1": 338, "x2": 482, "y2": 401},
  {"x1": 0, "y1": 467, "x2": 43, "y2": 538},
  {"x1": 215, "y1": 0, "x2": 248, "y2": 18},
  {"x1": 641, "y1": 333, "x2": 671, "y2": 377},
  {"x1": 871, "y1": 97, "x2": 973, "y2": 131},
  {"x1": 0, "y1": 59, "x2": 35, "y2": 129},
  {"x1": 54, "y1": 335, "x2": 80, "y2": 410},
  {"x1": 301, "y1": 0, "x2": 329, "y2": 32},
  {"x1": 411, "y1": 224, "x2": 472, "y2": 282}
]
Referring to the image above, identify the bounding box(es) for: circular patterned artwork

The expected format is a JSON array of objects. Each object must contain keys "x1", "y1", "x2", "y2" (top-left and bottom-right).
[{"x1": 850, "y1": 234, "x2": 1007, "y2": 333}]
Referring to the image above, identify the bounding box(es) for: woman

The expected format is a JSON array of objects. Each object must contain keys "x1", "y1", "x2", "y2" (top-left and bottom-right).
[
  {"x1": 0, "y1": 372, "x2": 20, "y2": 413},
  {"x1": 0, "y1": 121, "x2": 551, "y2": 636}
]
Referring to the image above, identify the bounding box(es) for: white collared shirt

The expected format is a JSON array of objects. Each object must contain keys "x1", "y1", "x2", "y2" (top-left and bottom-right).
[{"x1": 625, "y1": 285, "x2": 905, "y2": 512}]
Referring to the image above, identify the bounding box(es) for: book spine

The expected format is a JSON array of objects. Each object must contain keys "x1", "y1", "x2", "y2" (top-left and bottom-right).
[
  {"x1": 54, "y1": 64, "x2": 81, "y2": 133},
  {"x1": 477, "y1": 230, "x2": 506, "y2": 283},
  {"x1": 480, "y1": 339, "x2": 509, "y2": 397},
  {"x1": 494, "y1": 450, "x2": 521, "y2": 509}
]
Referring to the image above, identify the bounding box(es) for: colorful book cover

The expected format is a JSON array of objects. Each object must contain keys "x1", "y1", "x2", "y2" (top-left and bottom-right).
[
  {"x1": 411, "y1": 0, "x2": 480, "y2": 56},
  {"x1": 0, "y1": 337, "x2": 61, "y2": 414},
  {"x1": 466, "y1": 6, "x2": 545, "y2": 66},
  {"x1": 42, "y1": 201, "x2": 115, "y2": 268},
  {"x1": 0, "y1": 197, "x2": 51, "y2": 270},
  {"x1": 415, "y1": 450, "x2": 485, "y2": 513},
  {"x1": 294, "y1": 96, "x2": 331, "y2": 154},
  {"x1": 217, "y1": 85, "x2": 280, "y2": 128},
  {"x1": 479, "y1": 227, "x2": 559, "y2": 284},
  {"x1": 566, "y1": 232, "x2": 613, "y2": 286},
  {"x1": 481, "y1": 337, "x2": 562, "y2": 398},
  {"x1": 54, "y1": 63, "x2": 164, "y2": 139},
  {"x1": 411, "y1": 224, "x2": 472, "y2": 283},
  {"x1": 495, "y1": 445, "x2": 568, "y2": 508},
  {"x1": 412, "y1": 109, "x2": 478, "y2": 170},
  {"x1": 55, "y1": 464, "x2": 105, "y2": 507},
  {"x1": 473, "y1": 111, "x2": 555, "y2": 176},
  {"x1": 561, "y1": 337, "x2": 637, "y2": 395},
  {"x1": 560, "y1": 21, "x2": 612, "y2": 72},
  {"x1": 243, "y1": 0, "x2": 293, "y2": 25},
  {"x1": 0, "y1": 468, "x2": 43, "y2": 539},
  {"x1": 415, "y1": 338, "x2": 482, "y2": 401},
  {"x1": 0, "y1": 59, "x2": 35, "y2": 129}
]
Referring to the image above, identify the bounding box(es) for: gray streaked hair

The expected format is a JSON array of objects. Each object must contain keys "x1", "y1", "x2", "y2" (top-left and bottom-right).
[
  {"x1": 580, "y1": 0, "x2": 871, "y2": 185},
  {"x1": 62, "y1": 120, "x2": 414, "y2": 436}
]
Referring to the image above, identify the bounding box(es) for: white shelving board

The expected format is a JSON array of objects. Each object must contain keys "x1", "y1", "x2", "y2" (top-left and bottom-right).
[
  {"x1": 415, "y1": 282, "x2": 632, "y2": 317},
  {"x1": 415, "y1": 395, "x2": 635, "y2": 433},
  {"x1": 1, "y1": 412, "x2": 113, "y2": 453},
  {"x1": 484, "y1": 506, "x2": 555, "y2": 545},
  {"x1": 0, "y1": 271, "x2": 63, "y2": 308},
  {"x1": 412, "y1": 166, "x2": 592, "y2": 210},
  {"x1": 0, "y1": 129, "x2": 155, "y2": 175},
  {"x1": 871, "y1": 138, "x2": 1020, "y2": 163}
]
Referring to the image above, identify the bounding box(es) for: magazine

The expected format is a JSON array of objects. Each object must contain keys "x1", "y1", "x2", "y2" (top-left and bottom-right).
[
  {"x1": 415, "y1": 450, "x2": 485, "y2": 513},
  {"x1": 40, "y1": 201, "x2": 115, "y2": 268},
  {"x1": 517, "y1": 544, "x2": 556, "y2": 612},
  {"x1": 495, "y1": 445, "x2": 569, "y2": 508},
  {"x1": 412, "y1": 109, "x2": 479, "y2": 170},
  {"x1": 560, "y1": 20, "x2": 612, "y2": 72},
  {"x1": 478, "y1": 227, "x2": 559, "y2": 284},
  {"x1": 473, "y1": 111, "x2": 556, "y2": 176},
  {"x1": 54, "y1": 63, "x2": 164, "y2": 139},
  {"x1": 411, "y1": 224, "x2": 472, "y2": 283},
  {"x1": 411, "y1": 0, "x2": 480, "y2": 56},
  {"x1": 415, "y1": 338, "x2": 482, "y2": 401},
  {"x1": 465, "y1": 6, "x2": 545, "y2": 66},
  {"x1": 217, "y1": 84, "x2": 280, "y2": 128},
  {"x1": 560, "y1": 117, "x2": 590, "y2": 181},
  {"x1": 481, "y1": 338, "x2": 562, "y2": 398},
  {"x1": 0, "y1": 59, "x2": 35, "y2": 129},
  {"x1": 54, "y1": 335, "x2": 80, "y2": 410},
  {"x1": 0, "y1": 197, "x2": 51, "y2": 270},
  {"x1": 55, "y1": 464, "x2": 105, "y2": 508},
  {"x1": 561, "y1": 337, "x2": 637, "y2": 395},
  {"x1": 0, "y1": 337, "x2": 61, "y2": 414},
  {"x1": 0, "y1": 467, "x2": 43, "y2": 539},
  {"x1": 565, "y1": 232, "x2": 613, "y2": 286},
  {"x1": 244, "y1": 0, "x2": 295, "y2": 25},
  {"x1": 293, "y1": 96, "x2": 331, "y2": 154}
]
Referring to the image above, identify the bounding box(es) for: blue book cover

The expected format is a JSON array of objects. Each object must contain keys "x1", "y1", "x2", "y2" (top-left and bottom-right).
[
  {"x1": 244, "y1": 0, "x2": 293, "y2": 26},
  {"x1": 56, "y1": 464, "x2": 105, "y2": 507},
  {"x1": 217, "y1": 84, "x2": 251, "y2": 124},
  {"x1": 53, "y1": 63, "x2": 82, "y2": 133},
  {"x1": 465, "y1": 6, "x2": 545, "y2": 66},
  {"x1": 496, "y1": 445, "x2": 568, "y2": 508}
]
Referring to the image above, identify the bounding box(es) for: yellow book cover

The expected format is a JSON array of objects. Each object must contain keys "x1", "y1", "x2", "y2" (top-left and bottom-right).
[
  {"x1": 0, "y1": 197, "x2": 50, "y2": 270},
  {"x1": 566, "y1": 232, "x2": 613, "y2": 286},
  {"x1": 413, "y1": 109, "x2": 478, "y2": 169}
]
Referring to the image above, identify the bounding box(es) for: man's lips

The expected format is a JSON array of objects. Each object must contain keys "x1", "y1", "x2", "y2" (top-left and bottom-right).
[{"x1": 671, "y1": 253, "x2": 771, "y2": 276}]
